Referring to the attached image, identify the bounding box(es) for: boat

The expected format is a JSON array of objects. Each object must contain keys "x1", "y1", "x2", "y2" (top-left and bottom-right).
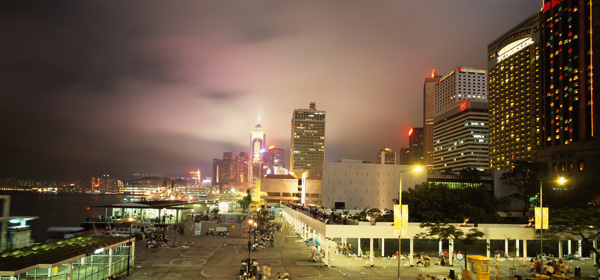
[{"x1": 84, "y1": 190, "x2": 102, "y2": 194}]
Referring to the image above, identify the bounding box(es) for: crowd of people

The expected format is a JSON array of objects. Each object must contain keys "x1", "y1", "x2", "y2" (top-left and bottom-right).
[
  {"x1": 144, "y1": 227, "x2": 168, "y2": 248},
  {"x1": 239, "y1": 214, "x2": 287, "y2": 280},
  {"x1": 530, "y1": 256, "x2": 574, "y2": 276}
]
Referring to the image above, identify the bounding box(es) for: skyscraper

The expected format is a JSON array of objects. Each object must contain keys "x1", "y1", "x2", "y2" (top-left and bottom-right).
[
  {"x1": 433, "y1": 100, "x2": 490, "y2": 172},
  {"x1": 250, "y1": 121, "x2": 266, "y2": 179},
  {"x1": 423, "y1": 70, "x2": 441, "y2": 172},
  {"x1": 377, "y1": 146, "x2": 397, "y2": 165},
  {"x1": 290, "y1": 101, "x2": 326, "y2": 177},
  {"x1": 264, "y1": 146, "x2": 286, "y2": 175},
  {"x1": 435, "y1": 67, "x2": 488, "y2": 115},
  {"x1": 537, "y1": 0, "x2": 600, "y2": 183},
  {"x1": 488, "y1": 12, "x2": 541, "y2": 170},
  {"x1": 408, "y1": 127, "x2": 424, "y2": 165}
]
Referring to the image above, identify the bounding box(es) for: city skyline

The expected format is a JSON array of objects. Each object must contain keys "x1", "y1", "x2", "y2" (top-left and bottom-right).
[{"x1": 0, "y1": 1, "x2": 542, "y2": 180}]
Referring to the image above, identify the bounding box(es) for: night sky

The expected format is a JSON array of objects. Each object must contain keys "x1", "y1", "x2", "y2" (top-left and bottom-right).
[{"x1": 0, "y1": 1, "x2": 541, "y2": 181}]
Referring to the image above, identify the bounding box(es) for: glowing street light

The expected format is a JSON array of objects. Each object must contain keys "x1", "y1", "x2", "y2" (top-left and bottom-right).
[
  {"x1": 397, "y1": 166, "x2": 422, "y2": 280},
  {"x1": 539, "y1": 176, "x2": 566, "y2": 272},
  {"x1": 247, "y1": 219, "x2": 254, "y2": 273}
]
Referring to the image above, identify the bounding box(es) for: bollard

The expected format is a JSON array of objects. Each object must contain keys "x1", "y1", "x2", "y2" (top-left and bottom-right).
[{"x1": 449, "y1": 269, "x2": 455, "y2": 280}]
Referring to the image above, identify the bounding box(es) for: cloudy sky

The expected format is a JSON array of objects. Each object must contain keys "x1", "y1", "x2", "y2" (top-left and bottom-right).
[{"x1": 0, "y1": 1, "x2": 541, "y2": 181}]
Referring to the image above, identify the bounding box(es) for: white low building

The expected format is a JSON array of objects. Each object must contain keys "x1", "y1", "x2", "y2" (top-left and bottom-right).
[{"x1": 305, "y1": 161, "x2": 427, "y2": 210}]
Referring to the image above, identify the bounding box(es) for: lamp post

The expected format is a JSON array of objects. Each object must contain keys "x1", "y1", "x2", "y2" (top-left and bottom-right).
[
  {"x1": 247, "y1": 218, "x2": 254, "y2": 273},
  {"x1": 539, "y1": 176, "x2": 566, "y2": 273},
  {"x1": 398, "y1": 166, "x2": 422, "y2": 280}
]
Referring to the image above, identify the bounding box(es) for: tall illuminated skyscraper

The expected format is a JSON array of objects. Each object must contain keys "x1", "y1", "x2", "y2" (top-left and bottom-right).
[
  {"x1": 488, "y1": 12, "x2": 540, "y2": 170},
  {"x1": 290, "y1": 101, "x2": 326, "y2": 177},
  {"x1": 250, "y1": 121, "x2": 266, "y2": 179},
  {"x1": 537, "y1": 0, "x2": 600, "y2": 183}
]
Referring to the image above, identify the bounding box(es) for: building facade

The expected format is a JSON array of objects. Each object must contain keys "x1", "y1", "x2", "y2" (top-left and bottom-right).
[
  {"x1": 537, "y1": 0, "x2": 600, "y2": 184},
  {"x1": 433, "y1": 100, "x2": 490, "y2": 172},
  {"x1": 377, "y1": 146, "x2": 397, "y2": 165},
  {"x1": 290, "y1": 101, "x2": 326, "y2": 177},
  {"x1": 488, "y1": 12, "x2": 541, "y2": 171},
  {"x1": 309, "y1": 162, "x2": 427, "y2": 210},
  {"x1": 408, "y1": 127, "x2": 424, "y2": 165},
  {"x1": 434, "y1": 67, "x2": 488, "y2": 115},
  {"x1": 264, "y1": 146, "x2": 287, "y2": 175}
]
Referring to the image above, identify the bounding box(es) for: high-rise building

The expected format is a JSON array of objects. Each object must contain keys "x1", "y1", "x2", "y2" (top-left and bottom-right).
[
  {"x1": 408, "y1": 127, "x2": 424, "y2": 165},
  {"x1": 213, "y1": 152, "x2": 250, "y2": 193},
  {"x1": 398, "y1": 148, "x2": 410, "y2": 165},
  {"x1": 424, "y1": 70, "x2": 441, "y2": 172},
  {"x1": 250, "y1": 121, "x2": 266, "y2": 179},
  {"x1": 377, "y1": 146, "x2": 397, "y2": 165},
  {"x1": 211, "y1": 159, "x2": 220, "y2": 187},
  {"x1": 433, "y1": 100, "x2": 490, "y2": 172},
  {"x1": 435, "y1": 67, "x2": 488, "y2": 115},
  {"x1": 290, "y1": 101, "x2": 326, "y2": 177},
  {"x1": 488, "y1": 12, "x2": 541, "y2": 171},
  {"x1": 537, "y1": 0, "x2": 600, "y2": 183},
  {"x1": 264, "y1": 146, "x2": 287, "y2": 175}
]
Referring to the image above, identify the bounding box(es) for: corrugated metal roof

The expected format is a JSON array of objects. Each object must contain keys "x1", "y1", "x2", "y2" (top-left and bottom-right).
[{"x1": 0, "y1": 236, "x2": 134, "y2": 276}]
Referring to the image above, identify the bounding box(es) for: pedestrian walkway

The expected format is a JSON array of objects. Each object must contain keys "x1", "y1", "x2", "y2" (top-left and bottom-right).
[{"x1": 124, "y1": 215, "x2": 600, "y2": 279}]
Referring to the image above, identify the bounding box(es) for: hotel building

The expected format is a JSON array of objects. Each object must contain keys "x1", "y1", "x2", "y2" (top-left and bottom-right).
[
  {"x1": 434, "y1": 67, "x2": 488, "y2": 115},
  {"x1": 487, "y1": 12, "x2": 541, "y2": 170}
]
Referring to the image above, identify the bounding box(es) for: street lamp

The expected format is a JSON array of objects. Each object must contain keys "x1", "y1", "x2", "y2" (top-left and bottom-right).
[
  {"x1": 398, "y1": 166, "x2": 422, "y2": 280},
  {"x1": 539, "y1": 176, "x2": 566, "y2": 273},
  {"x1": 247, "y1": 218, "x2": 254, "y2": 273}
]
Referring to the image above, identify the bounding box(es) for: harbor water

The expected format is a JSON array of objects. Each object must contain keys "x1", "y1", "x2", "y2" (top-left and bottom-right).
[{"x1": 1, "y1": 191, "x2": 125, "y2": 243}]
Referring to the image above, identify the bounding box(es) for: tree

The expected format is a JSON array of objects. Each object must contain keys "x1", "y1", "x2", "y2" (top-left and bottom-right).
[
  {"x1": 237, "y1": 189, "x2": 253, "y2": 210},
  {"x1": 401, "y1": 183, "x2": 505, "y2": 223},
  {"x1": 500, "y1": 161, "x2": 544, "y2": 216},
  {"x1": 545, "y1": 207, "x2": 600, "y2": 266},
  {"x1": 416, "y1": 222, "x2": 485, "y2": 270}
]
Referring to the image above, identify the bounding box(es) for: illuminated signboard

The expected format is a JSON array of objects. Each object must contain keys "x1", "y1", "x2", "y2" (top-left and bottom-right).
[
  {"x1": 459, "y1": 100, "x2": 468, "y2": 112},
  {"x1": 497, "y1": 38, "x2": 534, "y2": 63},
  {"x1": 438, "y1": 70, "x2": 455, "y2": 83},
  {"x1": 457, "y1": 68, "x2": 486, "y2": 74},
  {"x1": 409, "y1": 128, "x2": 413, "y2": 136}
]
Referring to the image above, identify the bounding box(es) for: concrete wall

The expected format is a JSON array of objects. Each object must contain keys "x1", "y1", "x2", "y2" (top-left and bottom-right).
[{"x1": 319, "y1": 162, "x2": 427, "y2": 210}]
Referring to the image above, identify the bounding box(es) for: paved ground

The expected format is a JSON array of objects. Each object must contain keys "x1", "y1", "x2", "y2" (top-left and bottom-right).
[{"x1": 124, "y1": 216, "x2": 599, "y2": 280}]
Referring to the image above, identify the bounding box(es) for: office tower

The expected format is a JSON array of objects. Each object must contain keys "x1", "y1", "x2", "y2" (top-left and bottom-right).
[
  {"x1": 488, "y1": 12, "x2": 541, "y2": 170},
  {"x1": 408, "y1": 127, "x2": 424, "y2": 164},
  {"x1": 537, "y1": 0, "x2": 600, "y2": 183},
  {"x1": 377, "y1": 146, "x2": 397, "y2": 165},
  {"x1": 213, "y1": 152, "x2": 250, "y2": 193},
  {"x1": 433, "y1": 100, "x2": 490, "y2": 172},
  {"x1": 264, "y1": 146, "x2": 286, "y2": 175},
  {"x1": 435, "y1": 67, "x2": 488, "y2": 115},
  {"x1": 398, "y1": 148, "x2": 410, "y2": 165},
  {"x1": 290, "y1": 101, "x2": 326, "y2": 177},
  {"x1": 424, "y1": 70, "x2": 441, "y2": 172},
  {"x1": 250, "y1": 121, "x2": 266, "y2": 179}
]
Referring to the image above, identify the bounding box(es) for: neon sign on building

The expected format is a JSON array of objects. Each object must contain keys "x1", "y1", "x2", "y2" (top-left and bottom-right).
[{"x1": 497, "y1": 38, "x2": 534, "y2": 63}]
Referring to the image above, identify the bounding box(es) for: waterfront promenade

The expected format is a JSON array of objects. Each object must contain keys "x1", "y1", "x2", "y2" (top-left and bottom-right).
[{"x1": 125, "y1": 216, "x2": 599, "y2": 280}]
